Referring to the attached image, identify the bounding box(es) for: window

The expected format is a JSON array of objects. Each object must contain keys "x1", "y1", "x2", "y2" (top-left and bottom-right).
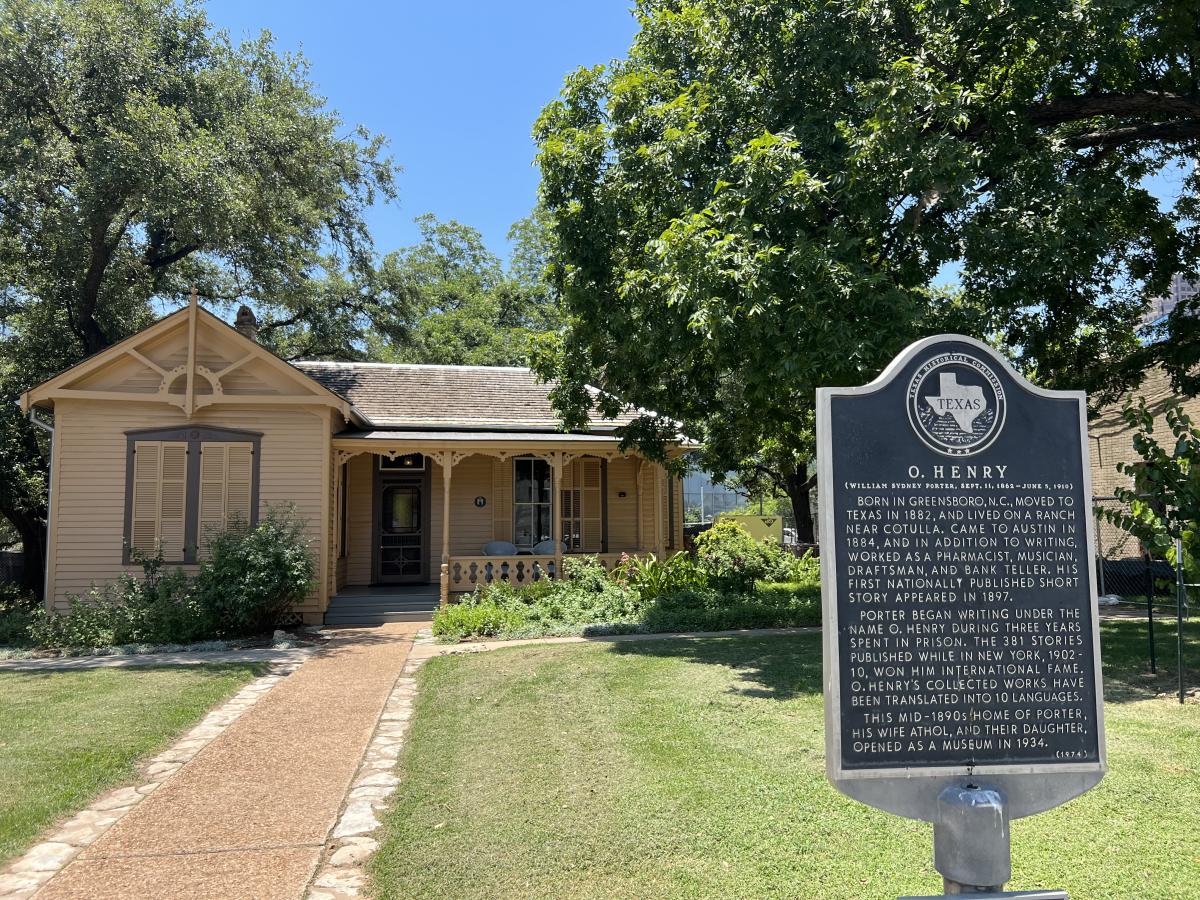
[
  {"x1": 379, "y1": 453, "x2": 425, "y2": 471},
  {"x1": 513, "y1": 457, "x2": 552, "y2": 549},
  {"x1": 124, "y1": 427, "x2": 261, "y2": 563}
]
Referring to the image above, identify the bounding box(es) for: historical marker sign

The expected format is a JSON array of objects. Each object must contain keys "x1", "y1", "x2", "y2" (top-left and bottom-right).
[{"x1": 818, "y1": 335, "x2": 1105, "y2": 823}]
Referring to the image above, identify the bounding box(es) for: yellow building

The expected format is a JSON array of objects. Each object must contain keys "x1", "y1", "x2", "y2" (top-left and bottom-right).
[{"x1": 21, "y1": 299, "x2": 684, "y2": 624}]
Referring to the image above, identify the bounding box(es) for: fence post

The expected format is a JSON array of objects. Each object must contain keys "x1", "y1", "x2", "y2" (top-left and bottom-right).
[
  {"x1": 1176, "y1": 538, "x2": 1186, "y2": 705},
  {"x1": 1146, "y1": 552, "x2": 1157, "y2": 674}
]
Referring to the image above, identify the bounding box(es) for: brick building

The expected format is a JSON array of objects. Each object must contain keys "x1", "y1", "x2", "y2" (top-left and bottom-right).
[{"x1": 1088, "y1": 366, "x2": 1199, "y2": 561}]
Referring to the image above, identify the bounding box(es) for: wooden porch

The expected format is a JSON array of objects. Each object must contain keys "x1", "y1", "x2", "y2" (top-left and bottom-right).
[{"x1": 330, "y1": 434, "x2": 682, "y2": 606}]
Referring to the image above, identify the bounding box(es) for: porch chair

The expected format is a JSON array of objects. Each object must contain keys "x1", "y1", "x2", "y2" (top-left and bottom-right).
[
  {"x1": 481, "y1": 540, "x2": 519, "y2": 583},
  {"x1": 481, "y1": 541, "x2": 518, "y2": 556},
  {"x1": 531, "y1": 539, "x2": 568, "y2": 555}
]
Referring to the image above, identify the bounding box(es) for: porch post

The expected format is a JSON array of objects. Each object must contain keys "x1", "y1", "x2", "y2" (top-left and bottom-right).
[
  {"x1": 654, "y1": 463, "x2": 666, "y2": 558},
  {"x1": 635, "y1": 459, "x2": 645, "y2": 550},
  {"x1": 440, "y1": 452, "x2": 455, "y2": 607},
  {"x1": 550, "y1": 451, "x2": 564, "y2": 579}
]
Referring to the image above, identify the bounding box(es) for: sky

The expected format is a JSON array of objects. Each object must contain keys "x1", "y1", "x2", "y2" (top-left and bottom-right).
[{"x1": 203, "y1": 1, "x2": 640, "y2": 263}]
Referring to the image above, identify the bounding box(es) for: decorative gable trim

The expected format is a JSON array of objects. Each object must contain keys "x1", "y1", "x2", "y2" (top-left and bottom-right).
[{"x1": 21, "y1": 296, "x2": 365, "y2": 425}]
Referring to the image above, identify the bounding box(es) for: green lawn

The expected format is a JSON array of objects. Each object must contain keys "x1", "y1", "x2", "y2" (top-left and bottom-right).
[
  {"x1": 371, "y1": 619, "x2": 1199, "y2": 899},
  {"x1": 0, "y1": 664, "x2": 262, "y2": 863}
]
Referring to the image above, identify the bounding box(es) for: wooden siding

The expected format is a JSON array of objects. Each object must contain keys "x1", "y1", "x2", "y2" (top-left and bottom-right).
[
  {"x1": 48, "y1": 399, "x2": 329, "y2": 613},
  {"x1": 345, "y1": 453, "x2": 374, "y2": 586}
]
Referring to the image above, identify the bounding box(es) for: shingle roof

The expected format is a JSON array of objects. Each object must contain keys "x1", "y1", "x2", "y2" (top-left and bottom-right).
[{"x1": 292, "y1": 361, "x2": 638, "y2": 433}]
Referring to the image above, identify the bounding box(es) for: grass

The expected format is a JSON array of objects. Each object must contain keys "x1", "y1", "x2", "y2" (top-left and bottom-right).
[
  {"x1": 0, "y1": 664, "x2": 262, "y2": 863},
  {"x1": 371, "y1": 618, "x2": 1199, "y2": 899}
]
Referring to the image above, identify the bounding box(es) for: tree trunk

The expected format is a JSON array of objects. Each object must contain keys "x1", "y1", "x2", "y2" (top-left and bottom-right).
[
  {"x1": 784, "y1": 466, "x2": 817, "y2": 545},
  {"x1": 3, "y1": 510, "x2": 45, "y2": 598}
]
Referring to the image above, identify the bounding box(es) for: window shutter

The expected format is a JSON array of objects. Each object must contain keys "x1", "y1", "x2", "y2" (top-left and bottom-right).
[
  {"x1": 130, "y1": 441, "x2": 187, "y2": 559},
  {"x1": 580, "y1": 459, "x2": 602, "y2": 551},
  {"x1": 225, "y1": 443, "x2": 254, "y2": 527},
  {"x1": 560, "y1": 461, "x2": 581, "y2": 550},
  {"x1": 198, "y1": 444, "x2": 228, "y2": 558},
  {"x1": 159, "y1": 443, "x2": 188, "y2": 559},
  {"x1": 493, "y1": 458, "x2": 511, "y2": 541},
  {"x1": 197, "y1": 442, "x2": 254, "y2": 558}
]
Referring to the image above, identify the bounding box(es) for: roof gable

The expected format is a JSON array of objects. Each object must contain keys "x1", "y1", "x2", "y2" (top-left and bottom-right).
[{"x1": 21, "y1": 299, "x2": 355, "y2": 420}]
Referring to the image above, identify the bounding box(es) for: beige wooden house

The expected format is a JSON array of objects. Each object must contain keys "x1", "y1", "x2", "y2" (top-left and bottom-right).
[{"x1": 21, "y1": 300, "x2": 684, "y2": 624}]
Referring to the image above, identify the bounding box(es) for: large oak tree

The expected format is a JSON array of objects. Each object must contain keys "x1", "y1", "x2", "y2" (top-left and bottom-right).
[
  {"x1": 533, "y1": 0, "x2": 1200, "y2": 540},
  {"x1": 0, "y1": 0, "x2": 397, "y2": 592}
]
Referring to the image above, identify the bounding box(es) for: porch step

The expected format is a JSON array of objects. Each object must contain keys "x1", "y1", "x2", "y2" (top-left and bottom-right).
[
  {"x1": 324, "y1": 586, "x2": 440, "y2": 625},
  {"x1": 324, "y1": 609, "x2": 436, "y2": 625}
]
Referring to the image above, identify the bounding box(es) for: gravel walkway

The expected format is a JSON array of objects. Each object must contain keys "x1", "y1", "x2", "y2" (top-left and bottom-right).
[{"x1": 25, "y1": 624, "x2": 421, "y2": 900}]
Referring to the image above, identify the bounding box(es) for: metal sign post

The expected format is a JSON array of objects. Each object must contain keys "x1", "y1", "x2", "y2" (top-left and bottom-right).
[{"x1": 818, "y1": 336, "x2": 1106, "y2": 897}]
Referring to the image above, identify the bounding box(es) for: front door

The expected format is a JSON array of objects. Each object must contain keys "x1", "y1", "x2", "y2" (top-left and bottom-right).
[{"x1": 377, "y1": 479, "x2": 427, "y2": 583}]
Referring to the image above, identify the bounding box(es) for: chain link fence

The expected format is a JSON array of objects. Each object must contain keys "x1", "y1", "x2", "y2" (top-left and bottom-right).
[{"x1": 1092, "y1": 496, "x2": 1175, "y2": 609}]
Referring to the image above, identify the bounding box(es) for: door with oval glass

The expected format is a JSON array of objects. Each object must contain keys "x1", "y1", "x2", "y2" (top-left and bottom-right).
[{"x1": 376, "y1": 478, "x2": 427, "y2": 583}]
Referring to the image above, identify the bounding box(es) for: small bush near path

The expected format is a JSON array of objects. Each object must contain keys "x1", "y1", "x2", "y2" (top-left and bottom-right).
[
  {"x1": 433, "y1": 524, "x2": 820, "y2": 641},
  {"x1": 8, "y1": 505, "x2": 315, "y2": 651},
  {"x1": 0, "y1": 663, "x2": 263, "y2": 863},
  {"x1": 194, "y1": 507, "x2": 316, "y2": 636},
  {"x1": 370, "y1": 621, "x2": 1198, "y2": 899}
]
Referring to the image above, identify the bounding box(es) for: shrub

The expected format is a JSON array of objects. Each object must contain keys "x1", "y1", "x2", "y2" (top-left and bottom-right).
[
  {"x1": 433, "y1": 558, "x2": 641, "y2": 640},
  {"x1": 431, "y1": 599, "x2": 530, "y2": 640},
  {"x1": 692, "y1": 520, "x2": 780, "y2": 591},
  {"x1": 24, "y1": 553, "x2": 207, "y2": 649},
  {"x1": 772, "y1": 549, "x2": 821, "y2": 586},
  {"x1": 0, "y1": 583, "x2": 38, "y2": 646},
  {"x1": 193, "y1": 505, "x2": 316, "y2": 637},
  {"x1": 612, "y1": 552, "x2": 705, "y2": 602},
  {"x1": 431, "y1": 545, "x2": 823, "y2": 642}
]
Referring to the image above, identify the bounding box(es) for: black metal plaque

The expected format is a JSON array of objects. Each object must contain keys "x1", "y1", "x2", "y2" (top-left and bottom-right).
[{"x1": 819, "y1": 337, "x2": 1104, "y2": 783}]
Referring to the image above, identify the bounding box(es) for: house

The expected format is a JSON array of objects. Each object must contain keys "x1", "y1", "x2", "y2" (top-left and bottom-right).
[{"x1": 20, "y1": 298, "x2": 684, "y2": 624}]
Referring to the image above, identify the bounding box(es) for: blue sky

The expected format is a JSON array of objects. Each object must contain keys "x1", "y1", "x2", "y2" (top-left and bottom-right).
[{"x1": 204, "y1": 1, "x2": 640, "y2": 262}]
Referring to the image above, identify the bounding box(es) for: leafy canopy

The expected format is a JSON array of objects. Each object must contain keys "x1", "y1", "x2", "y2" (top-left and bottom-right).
[
  {"x1": 0, "y1": 0, "x2": 396, "y2": 589},
  {"x1": 367, "y1": 212, "x2": 561, "y2": 367},
  {"x1": 533, "y1": 0, "x2": 1200, "y2": 486}
]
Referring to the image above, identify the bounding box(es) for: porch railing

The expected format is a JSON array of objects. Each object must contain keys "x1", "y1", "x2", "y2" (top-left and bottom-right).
[{"x1": 446, "y1": 552, "x2": 635, "y2": 594}]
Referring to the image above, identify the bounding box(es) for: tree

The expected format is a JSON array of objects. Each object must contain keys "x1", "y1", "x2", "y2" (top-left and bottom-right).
[
  {"x1": 0, "y1": 0, "x2": 397, "y2": 593},
  {"x1": 532, "y1": 0, "x2": 1200, "y2": 542},
  {"x1": 1101, "y1": 400, "x2": 1200, "y2": 584},
  {"x1": 368, "y1": 213, "x2": 561, "y2": 366}
]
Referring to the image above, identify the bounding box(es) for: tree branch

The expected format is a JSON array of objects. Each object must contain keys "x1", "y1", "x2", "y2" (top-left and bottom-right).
[
  {"x1": 146, "y1": 243, "x2": 199, "y2": 270},
  {"x1": 1064, "y1": 119, "x2": 1200, "y2": 149}
]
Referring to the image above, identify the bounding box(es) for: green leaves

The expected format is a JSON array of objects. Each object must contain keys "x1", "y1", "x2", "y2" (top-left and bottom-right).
[
  {"x1": 1100, "y1": 398, "x2": 1200, "y2": 570},
  {"x1": 533, "y1": 0, "x2": 1200, "y2": 530}
]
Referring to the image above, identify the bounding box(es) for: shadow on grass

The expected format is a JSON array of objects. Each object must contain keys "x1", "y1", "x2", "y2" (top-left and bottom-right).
[
  {"x1": 1099, "y1": 617, "x2": 1199, "y2": 703},
  {"x1": 607, "y1": 632, "x2": 823, "y2": 701},
  {"x1": 603, "y1": 620, "x2": 1197, "y2": 706}
]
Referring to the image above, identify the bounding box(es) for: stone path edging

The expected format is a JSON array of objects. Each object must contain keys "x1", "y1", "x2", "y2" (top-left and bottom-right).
[
  {"x1": 304, "y1": 625, "x2": 820, "y2": 899},
  {"x1": 0, "y1": 656, "x2": 306, "y2": 899},
  {"x1": 306, "y1": 630, "x2": 436, "y2": 900},
  {"x1": 0, "y1": 647, "x2": 313, "y2": 672}
]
